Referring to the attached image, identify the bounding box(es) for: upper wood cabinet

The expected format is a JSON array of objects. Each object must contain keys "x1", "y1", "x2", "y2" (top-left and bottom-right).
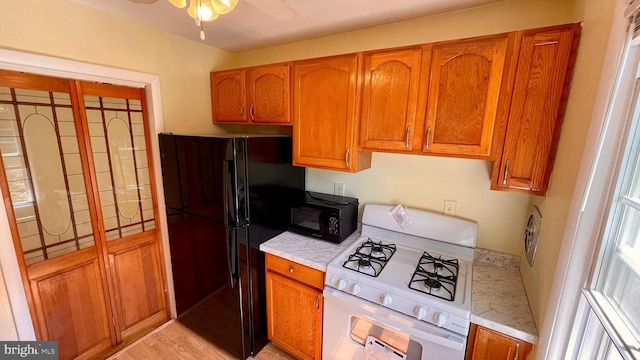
[
  {"x1": 211, "y1": 63, "x2": 291, "y2": 125},
  {"x1": 211, "y1": 69, "x2": 246, "y2": 123},
  {"x1": 248, "y1": 64, "x2": 291, "y2": 124},
  {"x1": 491, "y1": 24, "x2": 580, "y2": 195},
  {"x1": 466, "y1": 324, "x2": 534, "y2": 360},
  {"x1": 293, "y1": 54, "x2": 371, "y2": 172},
  {"x1": 421, "y1": 35, "x2": 510, "y2": 159},
  {"x1": 359, "y1": 48, "x2": 424, "y2": 152}
]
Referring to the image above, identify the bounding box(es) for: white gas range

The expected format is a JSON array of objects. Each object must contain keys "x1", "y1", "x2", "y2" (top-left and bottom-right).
[{"x1": 322, "y1": 204, "x2": 478, "y2": 360}]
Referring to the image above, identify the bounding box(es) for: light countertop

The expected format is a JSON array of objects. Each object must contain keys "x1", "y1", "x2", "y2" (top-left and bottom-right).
[
  {"x1": 471, "y1": 249, "x2": 538, "y2": 344},
  {"x1": 259, "y1": 230, "x2": 359, "y2": 272},
  {"x1": 260, "y1": 231, "x2": 538, "y2": 344}
]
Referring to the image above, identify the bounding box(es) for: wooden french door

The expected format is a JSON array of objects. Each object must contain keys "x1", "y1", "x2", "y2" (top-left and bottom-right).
[{"x1": 0, "y1": 70, "x2": 167, "y2": 359}]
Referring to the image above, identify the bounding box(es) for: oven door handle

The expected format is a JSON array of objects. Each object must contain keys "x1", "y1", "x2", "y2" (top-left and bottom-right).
[{"x1": 323, "y1": 288, "x2": 466, "y2": 351}]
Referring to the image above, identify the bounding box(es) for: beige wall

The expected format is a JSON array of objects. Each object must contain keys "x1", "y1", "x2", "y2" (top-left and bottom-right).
[
  {"x1": 232, "y1": 0, "x2": 619, "y2": 333},
  {"x1": 0, "y1": 0, "x2": 235, "y2": 135},
  {"x1": 520, "y1": 0, "x2": 616, "y2": 338},
  {"x1": 0, "y1": 266, "x2": 18, "y2": 340},
  {"x1": 233, "y1": 0, "x2": 576, "y2": 257},
  {"x1": 0, "y1": 0, "x2": 236, "y2": 340},
  {"x1": 0, "y1": 0, "x2": 613, "y2": 345}
]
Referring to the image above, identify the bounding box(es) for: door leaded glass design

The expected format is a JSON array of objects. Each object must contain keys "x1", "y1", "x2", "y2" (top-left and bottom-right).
[
  {"x1": 0, "y1": 86, "x2": 95, "y2": 265},
  {"x1": 84, "y1": 95, "x2": 155, "y2": 241}
]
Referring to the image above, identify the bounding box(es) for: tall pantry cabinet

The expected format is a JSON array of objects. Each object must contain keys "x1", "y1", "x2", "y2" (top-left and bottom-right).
[{"x1": 0, "y1": 70, "x2": 168, "y2": 359}]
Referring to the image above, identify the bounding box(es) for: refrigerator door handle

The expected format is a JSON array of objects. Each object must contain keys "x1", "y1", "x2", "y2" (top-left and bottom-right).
[
  {"x1": 226, "y1": 227, "x2": 238, "y2": 289},
  {"x1": 222, "y1": 160, "x2": 236, "y2": 229},
  {"x1": 231, "y1": 140, "x2": 242, "y2": 226}
]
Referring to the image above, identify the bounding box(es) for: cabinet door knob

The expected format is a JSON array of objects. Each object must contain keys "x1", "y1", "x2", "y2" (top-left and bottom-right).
[
  {"x1": 514, "y1": 342, "x2": 520, "y2": 360},
  {"x1": 240, "y1": 104, "x2": 244, "y2": 120},
  {"x1": 405, "y1": 126, "x2": 412, "y2": 149},
  {"x1": 425, "y1": 126, "x2": 432, "y2": 150},
  {"x1": 315, "y1": 293, "x2": 321, "y2": 310},
  {"x1": 345, "y1": 148, "x2": 350, "y2": 168},
  {"x1": 250, "y1": 104, "x2": 255, "y2": 121},
  {"x1": 503, "y1": 159, "x2": 510, "y2": 186},
  {"x1": 289, "y1": 267, "x2": 294, "y2": 273}
]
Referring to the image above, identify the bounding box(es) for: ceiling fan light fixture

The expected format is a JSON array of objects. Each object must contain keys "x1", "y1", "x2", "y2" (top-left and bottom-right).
[
  {"x1": 187, "y1": 0, "x2": 219, "y2": 22},
  {"x1": 212, "y1": 0, "x2": 238, "y2": 14},
  {"x1": 168, "y1": 0, "x2": 187, "y2": 8}
]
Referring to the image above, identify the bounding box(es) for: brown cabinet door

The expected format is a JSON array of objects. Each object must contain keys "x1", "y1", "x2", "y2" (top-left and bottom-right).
[
  {"x1": 360, "y1": 48, "x2": 423, "y2": 152},
  {"x1": 494, "y1": 25, "x2": 577, "y2": 195},
  {"x1": 266, "y1": 271, "x2": 322, "y2": 360},
  {"x1": 248, "y1": 64, "x2": 291, "y2": 124},
  {"x1": 469, "y1": 325, "x2": 533, "y2": 360},
  {"x1": 423, "y1": 35, "x2": 508, "y2": 158},
  {"x1": 211, "y1": 69, "x2": 246, "y2": 123},
  {"x1": 293, "y1": 55, "x2": 364, "y2": 172}
]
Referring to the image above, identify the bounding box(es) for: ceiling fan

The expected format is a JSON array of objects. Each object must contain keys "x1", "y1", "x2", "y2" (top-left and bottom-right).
[
  {"x1": 127, "y1": 0, "x2": 297, "y2": 21},
  {"x1": 127, "y1": 0, "x2": 242, "y2": 39}
]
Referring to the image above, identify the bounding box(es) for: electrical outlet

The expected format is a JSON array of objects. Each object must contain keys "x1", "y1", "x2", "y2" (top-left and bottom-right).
[
  {"x1": 444, "y1": 200, "x2": 457, "y2": 215},
  {"x1": 334, "y1": 182, "x2": 345, "y2": 196}
]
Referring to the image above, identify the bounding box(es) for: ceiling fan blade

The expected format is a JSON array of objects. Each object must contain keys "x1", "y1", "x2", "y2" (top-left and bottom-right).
[{"x1": 128, "y1": 0, "x2": 159, "y2": 4}]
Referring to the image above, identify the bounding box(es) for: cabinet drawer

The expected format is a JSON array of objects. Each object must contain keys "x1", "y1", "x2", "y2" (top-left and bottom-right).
[{"x1": 266, "y1": 254, "x2": 324, "y2": 290}]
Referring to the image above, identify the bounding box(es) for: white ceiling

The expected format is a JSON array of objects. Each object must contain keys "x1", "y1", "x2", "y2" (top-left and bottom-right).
[{"x1": 72, "y1": 0, "x2": 505, "y2": 52}]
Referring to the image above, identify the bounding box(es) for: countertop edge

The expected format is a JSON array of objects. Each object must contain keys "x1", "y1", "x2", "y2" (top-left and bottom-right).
[
  {"x1": 470, "y1": 315, "x2": 539, "y2": 344},
  {"x1": 260, "y1": 243, "x2": 327, "y2": 272}
]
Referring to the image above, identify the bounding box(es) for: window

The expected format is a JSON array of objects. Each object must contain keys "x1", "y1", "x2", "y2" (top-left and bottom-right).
[{"x1": 571, "y1": 10, "x2": 640, "y2": 360}]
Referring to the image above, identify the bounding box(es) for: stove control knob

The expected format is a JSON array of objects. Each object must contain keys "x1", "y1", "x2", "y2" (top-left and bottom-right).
[
  {"x1": 350, "y1": 284, "x2": 361, "y2": 295},
  {"x1": 380, "y1": 294, "x2": 392, "y2": 306},
  {"x1": 414, "y1": 306, "x2": 427, "y2": 320},
  {"x1": 336, "y1": 279, "x2": 347, "y2": 291},
  {"x1": 434, "y1": 312, "x2": 447, "y2": 327}
]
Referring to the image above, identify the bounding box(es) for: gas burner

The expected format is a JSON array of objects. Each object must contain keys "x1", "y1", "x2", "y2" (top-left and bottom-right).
[
  {"x1": 358, "y1": 258, "x2": 372, "y2": 267},
  {"x1": 355, "y1": 238, "x2": 396, "y2": 261},
  {"x1": 343, "y1": 253, "x2": 386, "y2": 277},
  {"x1": 408, "y1": 252, "x2": 459, "y2": 301},
  {"x1": 423, "y1": 278, "x2": 442, "y2": 289},
  {"x1": 343, "y1": 239, "x2": 396, "y2": 277}
]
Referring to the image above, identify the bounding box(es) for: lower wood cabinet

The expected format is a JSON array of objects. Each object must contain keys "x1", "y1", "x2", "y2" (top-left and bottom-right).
[
  {"x1": 265, "y1": 254, "x2": 324, "y2": 360},
  {"x1": 466, "y1": 324, "x2": 534, "y2": 360}
]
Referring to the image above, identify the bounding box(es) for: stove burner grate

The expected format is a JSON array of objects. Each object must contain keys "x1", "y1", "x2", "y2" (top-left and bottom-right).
[
  {"x1": 342, "y1": 238, "x2": 396, "y2": 277},
  {"x1": 343, "y1": 253, "x2": 385, "y2": 277},
  {"x1": 408, "y1": 251, "x2": 459, "y2": 301},
  {"x1": 355, "y1": 238, "x2": 396, "y2": 261}
]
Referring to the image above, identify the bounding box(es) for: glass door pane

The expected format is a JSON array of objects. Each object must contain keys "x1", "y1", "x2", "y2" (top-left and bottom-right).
[
  {"x1": 83, "y1": 94, "x2": 155, "y2": 241},
  {"x1": 0, "y1": 86, "x2": 95, "y2": 264}
]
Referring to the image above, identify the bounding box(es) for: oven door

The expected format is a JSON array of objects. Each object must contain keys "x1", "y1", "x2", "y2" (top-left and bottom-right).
[{"x1": 322, "y1": 288, "x2": 467, "y2": 360}]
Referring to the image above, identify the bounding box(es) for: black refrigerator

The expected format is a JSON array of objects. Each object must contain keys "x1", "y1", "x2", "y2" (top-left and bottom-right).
[{"x1": 158, "y1": 133, "x2": 305, "y2": 359}]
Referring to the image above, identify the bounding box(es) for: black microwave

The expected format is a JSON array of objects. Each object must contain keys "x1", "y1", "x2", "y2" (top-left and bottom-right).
[{"x1": 289, "y1": 191, "x2": 358, "y2": 243}]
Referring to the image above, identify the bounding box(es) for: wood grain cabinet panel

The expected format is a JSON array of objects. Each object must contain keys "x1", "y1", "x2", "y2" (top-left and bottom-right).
[
  {"x1": 466, "y1": 324, "x2": 534, "y2": 360},
  {"x1": 248, "y1": 64, "x2": 291, "y2": 124},
  {"x1": 293, "y1": 54, "x2": 371, "y2": 172},
  {"x1": 359, "y1": 48, "x2": 423, "y2": 152},
  {"x1": 211, "y1": 64, "x2": 291, "y2": 125},
  {"x1": 211, "y1": 69, "x2": 247, "y2": 123},
  {"x1": 422, "y1": 35, "x2": 509, "y2": 158},
  {"x1": 109, "y1": 239, "x2": 166, "y2": 332},
  {"x1": 31, "y1": 256, "x2": 112, "y2": 360},
  {"x1": 491, "y1": 24, "x2": 580, "y2": 195},
  {"x1": 266, "y1": 254, "x2": 323, "y2": 360}
]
